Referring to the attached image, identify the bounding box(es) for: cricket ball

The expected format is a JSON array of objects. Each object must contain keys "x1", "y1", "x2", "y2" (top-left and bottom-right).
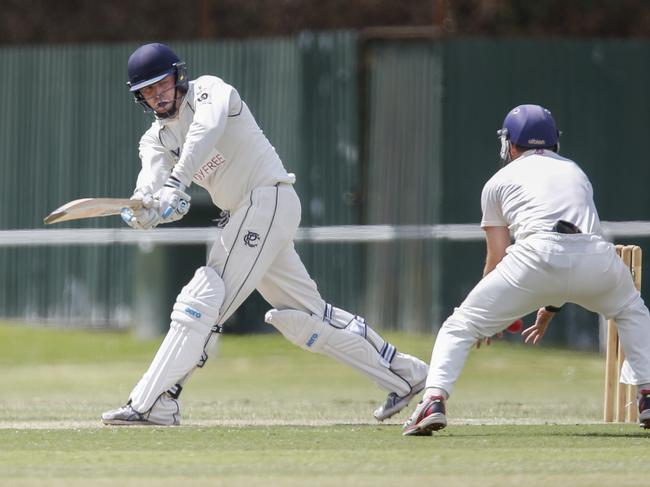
[{"x1": 506, "y1": 319, "x2": 523, "y2": 333}]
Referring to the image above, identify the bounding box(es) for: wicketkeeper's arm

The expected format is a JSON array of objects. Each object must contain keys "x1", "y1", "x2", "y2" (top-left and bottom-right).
[
  {"x1": 482, "y1": 226, "x2": 510, "y2": 277},
  {"x1": 522, "y1": 307, "x2": 556, "y2": 345}
]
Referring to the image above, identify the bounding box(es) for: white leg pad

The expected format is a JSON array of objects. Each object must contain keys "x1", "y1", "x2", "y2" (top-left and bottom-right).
[
  {"x1": 129, "y1": 266, "x2": 225, "y2": 413},
  {"x1": 265, "y1": 305, "x2": 427, "y2": 396}
]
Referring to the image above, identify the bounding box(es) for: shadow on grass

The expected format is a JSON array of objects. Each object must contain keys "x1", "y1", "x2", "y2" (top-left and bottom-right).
[{"x1": 377, "y1": 423, "x2": 650, "y2": 439}]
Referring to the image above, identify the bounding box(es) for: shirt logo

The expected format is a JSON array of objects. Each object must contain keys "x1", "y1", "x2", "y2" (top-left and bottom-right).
[
  {"x1": 527, "y1": 138, "x2": 546, "y2": 145},
  {"x1": 243, "y1": 231, "x2": 261, "y2": 248},
  {"x1": 171, "y1": 147, "x2": 180, "y2": 158},
  {"x1": 193, "y1": 151, "x2": 227, "y2": 182}
]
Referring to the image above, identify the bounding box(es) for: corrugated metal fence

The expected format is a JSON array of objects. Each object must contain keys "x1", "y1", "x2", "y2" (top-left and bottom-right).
[
  {"x1": 1, "y1": 34, "x2": 649, "y2": 348},
  {"x1": 0, "y1": 44, "x2": 142, "y2": 325},
  {"x1": 0, "y1": 33, "x2": 362, "y2": 330},
  {"x1": 362, "y1": 41, "x2": 444, "y2": 332}
]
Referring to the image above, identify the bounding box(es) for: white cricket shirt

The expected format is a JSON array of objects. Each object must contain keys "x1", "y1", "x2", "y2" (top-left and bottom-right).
[
  {"x1": 480, "y1": 149, "x2": 602, "y2": 240},
  {"x1": 135, "y1": 75, "x2": 294, "y2": 211}
]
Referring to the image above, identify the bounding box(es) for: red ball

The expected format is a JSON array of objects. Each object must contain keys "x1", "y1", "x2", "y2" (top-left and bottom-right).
[{"x1": 506, "y1": 319, "x2": 523, "y2": 333}]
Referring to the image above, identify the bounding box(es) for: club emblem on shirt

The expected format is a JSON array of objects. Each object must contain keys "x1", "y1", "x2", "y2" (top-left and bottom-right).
[
  {"x1": 170, "y1": 147, "x2": 180, "y2": 158},
  {"x1": 243, "y1": 231, "x2": 261, "y2": 248}
]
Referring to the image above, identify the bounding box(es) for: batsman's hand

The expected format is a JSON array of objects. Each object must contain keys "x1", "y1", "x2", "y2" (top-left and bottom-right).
[
  {"x1": 522, "y1": 307, "x2": 556, "y2": 345},
  {"x1": 121, "y1": 191, "x2": 160, "y2": 230},
  {"x1": 155, "y1": 176, "x2": 191, "y2": 224}
]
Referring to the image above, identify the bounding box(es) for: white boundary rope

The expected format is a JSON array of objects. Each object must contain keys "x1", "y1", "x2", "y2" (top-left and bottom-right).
[{"x1": 0, "y1": 221, "x2": 648, "y2": 247}]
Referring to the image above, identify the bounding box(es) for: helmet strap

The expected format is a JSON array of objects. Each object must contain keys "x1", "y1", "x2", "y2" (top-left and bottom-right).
[
  {"x1": 153, "y1": 86, "x2": 180, "y2": 120},
  {"x1": 131, "y1": 62, "x2": 188, "y2": 119},
  {"x1": 498, "y1": 129, "x2": 511, "y2": 165}
]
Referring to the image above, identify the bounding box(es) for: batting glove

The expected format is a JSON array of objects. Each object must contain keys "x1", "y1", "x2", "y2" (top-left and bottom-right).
[
  {"x1": 155, "y1": 176, "x2": 191, "y2": 224},
  {"x1": 121, "y1": 191, "x2": 161, "y2": 230}
]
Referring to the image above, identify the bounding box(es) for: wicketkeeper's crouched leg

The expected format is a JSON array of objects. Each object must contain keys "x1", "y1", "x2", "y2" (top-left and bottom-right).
[
  {"x1": 102, "y1": 266, "x2": 224, "y2": 426},
  {"x1": 265, "y1": 304, "x2": 428, "y2": 420}
]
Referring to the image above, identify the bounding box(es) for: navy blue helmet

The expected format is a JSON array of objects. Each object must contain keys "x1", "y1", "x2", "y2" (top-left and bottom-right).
[
  {"x1": 127, "y1": 43, "x2": 189, "y2": 118},
  {"x1": 497, "y1": 104, "x2": 560, "y2": 164}
]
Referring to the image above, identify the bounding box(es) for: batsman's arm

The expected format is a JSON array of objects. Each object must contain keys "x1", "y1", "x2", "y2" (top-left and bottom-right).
[
  {"x1": 168, "y1": 76, "x2": 236, "y2": 188},
  {"x1": 137, "y1": 131, "x2": 175, "y2": 196},
  {"x1": 121, "y1": 132, "x2": 175, "y2": 229}
]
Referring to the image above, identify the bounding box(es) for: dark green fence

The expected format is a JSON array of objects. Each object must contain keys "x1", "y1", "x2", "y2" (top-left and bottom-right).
[
  {"x1": 0, "y1": 33, "x2": 361, "y2": 331},
  {"x1": 362, "y1": 41, "x2": 444, "y2": 332},
  {"x1": 361, "y1": 37, "x2": 650, "y2": 346},
  {"x1": 1, "y1": 34, "x2": 649, "y2": 348},
  {"x1": 437, "y1": 39, "x2": 650, "y2": 347}
]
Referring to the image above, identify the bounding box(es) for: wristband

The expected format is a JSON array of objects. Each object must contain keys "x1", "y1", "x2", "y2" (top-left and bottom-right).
[
  {"x1": 164, "y1": 174, "x2": 186, "y2": 192},
  {"x1": 544, "y1": 305, "x2": 563, "y2": 313}
]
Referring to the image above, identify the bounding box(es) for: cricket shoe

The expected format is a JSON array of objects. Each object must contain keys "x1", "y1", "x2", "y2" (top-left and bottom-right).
[
  {"x1": 102, "y1": 394, "x2": 181, "y2": 426},
  {"x1": 373, "y1": 379, "x2": 426, "y2": 421},
  {"x1": 402, "y1": 395, "x2": 447, "y2": 436},
  {"x1": 638, "y1": 389, "x2": 650, "y2": 429}
]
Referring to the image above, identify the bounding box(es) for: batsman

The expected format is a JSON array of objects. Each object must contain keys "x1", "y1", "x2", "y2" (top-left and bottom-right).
[{"x1": 102, "y1": 43, "x2": 428, "y2": 425}]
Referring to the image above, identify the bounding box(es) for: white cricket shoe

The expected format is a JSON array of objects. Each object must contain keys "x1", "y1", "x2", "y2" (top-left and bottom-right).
[
  {"x1": 402, "y1": 395, "x2": 447, "y2": 436},
  {"x1": 638, "y1": 389, "x2": 650, "y2": 429},
  {"x1": 373, "y1": 379, "x2": 426, "y2": 421},
  {"x1": 102, "y1": 394, "x2": 181, "y2": 426}
]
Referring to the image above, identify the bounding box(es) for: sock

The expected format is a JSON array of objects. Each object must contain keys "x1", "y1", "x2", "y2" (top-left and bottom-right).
[{"x1": 423, "y1": 386, "x2": 449, "y2": 400}]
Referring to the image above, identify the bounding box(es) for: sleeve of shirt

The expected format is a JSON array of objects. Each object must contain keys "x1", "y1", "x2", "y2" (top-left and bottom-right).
[
  {"x1": 170, "y1": 76, "x2": 239, "y2": 187},
  {"x1": 480, "y1": 177, "x2": 507, "y2": 228},
  {"x1": 134, "y1": 131, "x2": 174, "y2": 196}
]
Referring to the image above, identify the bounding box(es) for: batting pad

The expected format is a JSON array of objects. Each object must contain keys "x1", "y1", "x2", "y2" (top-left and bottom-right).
[
  {"x1": 265, "y1": 307, "x2": 424, "y2": 396},
  {"x1": 130, "y1": 266, "x2": 225, "y2": 413}
]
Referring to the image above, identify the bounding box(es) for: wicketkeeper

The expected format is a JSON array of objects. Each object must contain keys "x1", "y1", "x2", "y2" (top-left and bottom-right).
[
  {"x1": 102, "y1": 43, "x2": 428, "y2": 426},
  {"x1": 403, "y1": 104, "x2": 650, "y2": 435}
]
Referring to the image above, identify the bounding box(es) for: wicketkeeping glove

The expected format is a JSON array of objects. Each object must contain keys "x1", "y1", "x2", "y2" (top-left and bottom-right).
[
  {"x1": 155, "y1": 175, "x2": 191, "y2": 224},
  {"x1": 121, "y1": 191, "x2": 161, "y2": 230}
]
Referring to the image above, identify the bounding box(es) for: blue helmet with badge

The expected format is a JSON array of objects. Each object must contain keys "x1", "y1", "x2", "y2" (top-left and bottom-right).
[
  {"x1": 497, "y1": 104, "x2": 560, "y2": 164},
  {"x1": 127, "y1": 43, "x2": 189, "y2": 119}
]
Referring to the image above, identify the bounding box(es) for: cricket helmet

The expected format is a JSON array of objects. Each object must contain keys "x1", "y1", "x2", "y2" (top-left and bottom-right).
[
  {"x1": 497, "y1": 104, "x2": 560, "y2": 163},
  {"x1": 127, "y1": 43, "x2": 189, "y2": 118}
]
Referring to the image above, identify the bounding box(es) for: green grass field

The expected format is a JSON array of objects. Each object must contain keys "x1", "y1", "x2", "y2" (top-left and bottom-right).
[{"x1": 1, "y1": 322, "x2": 647, "y2": 486}]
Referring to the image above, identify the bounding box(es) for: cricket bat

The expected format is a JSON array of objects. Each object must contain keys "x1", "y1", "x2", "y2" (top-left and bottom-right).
[{"x1": 44, "y1": 198, "x2": 143, "y2": 225}]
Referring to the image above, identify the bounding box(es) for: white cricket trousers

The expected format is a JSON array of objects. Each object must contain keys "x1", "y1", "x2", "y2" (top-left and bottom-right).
[
  {"x1": 427, "y1": 233, "x2": 650, "y2": 395},
  {"x1": 207, "y1": 183, "x2": 326, "y2": 323}
]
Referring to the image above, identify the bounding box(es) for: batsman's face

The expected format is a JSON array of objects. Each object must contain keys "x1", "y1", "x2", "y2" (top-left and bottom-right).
[{"x1": 140, "y1": 75, "x2": 177, "y2": 114}]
